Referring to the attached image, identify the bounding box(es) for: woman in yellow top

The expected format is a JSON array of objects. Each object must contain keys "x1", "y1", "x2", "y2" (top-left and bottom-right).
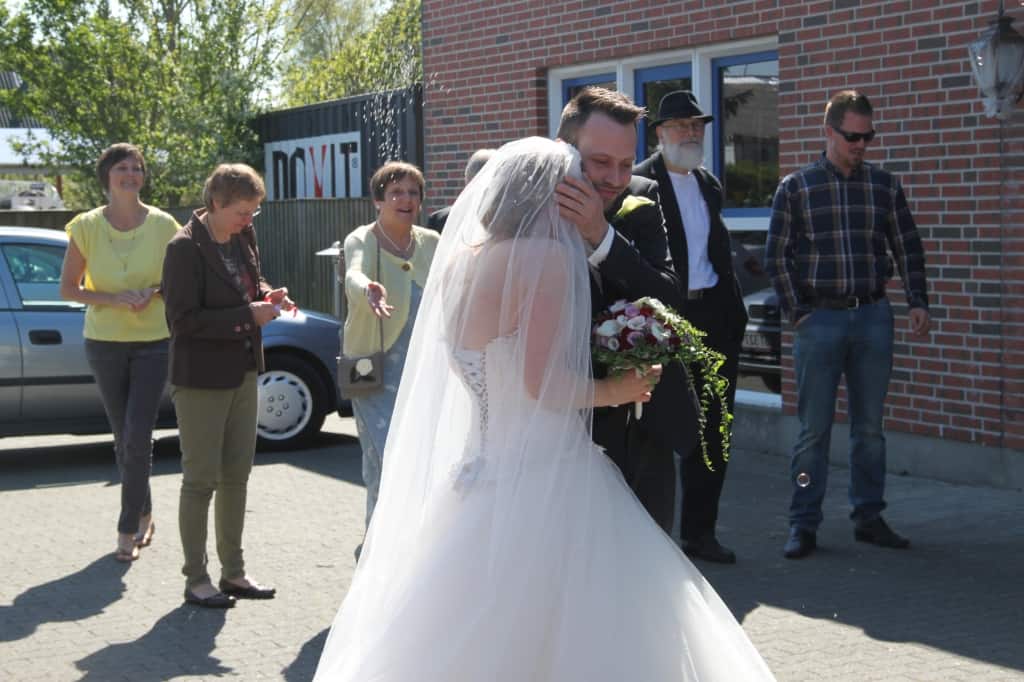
[
  {"x1": 344, "y1": 161, "x2": 439, "y2": 526},
  {"x1": 59, "y1": 143, "x2": 180, "y2": 562}
]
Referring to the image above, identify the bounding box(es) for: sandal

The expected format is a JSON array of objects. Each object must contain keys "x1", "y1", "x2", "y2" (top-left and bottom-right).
[
  {"x1": 115, "y1": 533, "x2": 140, "y2": 562},
  {"x1": 134, "y1": 517, "x2": 155, "y2": 548}
]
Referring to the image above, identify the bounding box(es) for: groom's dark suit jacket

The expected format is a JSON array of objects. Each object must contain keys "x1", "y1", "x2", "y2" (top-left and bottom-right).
[{"x1": 590, "y1": 176, "x2": 699, "y2": 478}]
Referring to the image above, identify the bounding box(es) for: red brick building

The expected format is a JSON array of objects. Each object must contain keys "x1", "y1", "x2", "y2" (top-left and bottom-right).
[{"x1": 421, "y1": 0, "x2": 1023, "y2": 487}]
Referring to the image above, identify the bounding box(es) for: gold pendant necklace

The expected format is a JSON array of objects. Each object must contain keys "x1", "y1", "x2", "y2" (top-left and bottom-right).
[
  {"x1": 104, "y1": 205, "x2": 145, "y2": 272},
  {"x1": 107, "y1": 226, "x2": 139, "y2": 272}
]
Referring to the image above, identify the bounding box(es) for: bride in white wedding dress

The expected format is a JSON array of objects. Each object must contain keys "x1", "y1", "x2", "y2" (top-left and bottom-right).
[{"x1": 313, "y1": 137, "x2": 776, "y2": 681}]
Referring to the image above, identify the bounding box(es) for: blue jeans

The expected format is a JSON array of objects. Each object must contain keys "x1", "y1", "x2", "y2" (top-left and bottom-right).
[{"x1": 789, "y1": 299, "x2": 894, "y2": 531}]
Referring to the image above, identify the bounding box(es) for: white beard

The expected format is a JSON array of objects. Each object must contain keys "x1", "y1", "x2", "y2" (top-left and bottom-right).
[{"x1": 660, "y1": 141, "x2": 704, "y2": 171}]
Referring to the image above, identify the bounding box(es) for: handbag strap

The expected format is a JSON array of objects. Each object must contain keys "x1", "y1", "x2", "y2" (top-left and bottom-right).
[{"x1": 375, "y1": 230, "x2": 385, "y2": 355}]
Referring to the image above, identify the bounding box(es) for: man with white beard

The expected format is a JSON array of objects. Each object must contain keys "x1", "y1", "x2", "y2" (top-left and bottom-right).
[{"x1": 635, "y1": 90, "x2": 748, "y2": 564}]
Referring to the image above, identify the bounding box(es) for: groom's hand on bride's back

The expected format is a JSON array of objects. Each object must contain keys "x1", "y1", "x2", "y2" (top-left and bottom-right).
[{"x1": 555, "y1": 174, "x2": 608, "y2": 247}]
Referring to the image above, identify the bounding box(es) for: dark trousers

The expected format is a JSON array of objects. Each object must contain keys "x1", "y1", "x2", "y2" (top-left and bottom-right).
[
  {"x1": 595, "y1": 407, "x2": 676, "y2": 534},
  {"x1": 678, "y1": 279, "x2": 740, "y2": 543},
  {"x1": 84, "y1": 338, "x2": 170, "y2": 535}
]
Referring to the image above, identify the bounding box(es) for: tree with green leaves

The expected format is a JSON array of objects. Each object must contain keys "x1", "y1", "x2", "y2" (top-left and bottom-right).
[
  {"x1": 0, "y1": 0, "x2": 285, "y2": 207},
  {"x1": 282, "y1": 0, "x2": 421, "y2": 108}
]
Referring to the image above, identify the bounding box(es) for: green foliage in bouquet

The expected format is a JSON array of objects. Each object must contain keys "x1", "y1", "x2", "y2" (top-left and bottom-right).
[{"x1": 592, "y1": 297, "x2": 731, "y2": 470}]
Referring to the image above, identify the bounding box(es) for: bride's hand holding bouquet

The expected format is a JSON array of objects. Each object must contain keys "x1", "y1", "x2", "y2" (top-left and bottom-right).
[
  {"x1": 592, "y1": 297, "x2": 731, "y2": 470},
  {"x1": 594, "y1": 363, "x2": 663, "y2": 408}
]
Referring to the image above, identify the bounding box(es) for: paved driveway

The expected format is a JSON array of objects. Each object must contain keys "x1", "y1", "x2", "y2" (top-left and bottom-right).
[{"x1": 0, "y1": 416, "x2": 1021, "y2": 681}]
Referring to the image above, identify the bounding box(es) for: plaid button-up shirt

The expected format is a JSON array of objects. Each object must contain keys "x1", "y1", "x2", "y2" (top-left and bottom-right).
[{"x1": 765, "y1": 154, "x2": 928, "y2": 325}]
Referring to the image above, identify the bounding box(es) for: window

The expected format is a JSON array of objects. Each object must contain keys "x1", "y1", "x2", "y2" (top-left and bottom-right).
[
  {"x1": 562, "y1": 74, "x2": 616, "y2": 106},
  {"x1": 549, "y1": 40, "x2": 782, "y2": 402},
  {"x1": 2, "y1": 243, "x2": 72, "y2": 307},
  {"x1": 712, "y1": 53, "x2": 779, "y2": 217},
  {"x1": 634, "y1": 63, "x2": 692, "y2": 160},
  {"x1": 548, "y1": 39, "x2": 779, "y2": 229}
]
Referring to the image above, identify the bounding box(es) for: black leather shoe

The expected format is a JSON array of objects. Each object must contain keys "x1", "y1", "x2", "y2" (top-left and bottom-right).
[
  {"x1": 683, "y1": 536, "x2": 737, "y2": 564},
  {"x1": 219, "y1": 579, "x2": 276, "y2": 600},
  {"x1": 854, "y1": 517, "x2": 909, "y2": 549},
  {"x1": 783, "y1": 527, "x2": 816, "y2": 559},
  {"x1": 184, "y1": 589, "x2": 236, "y2": 609}
]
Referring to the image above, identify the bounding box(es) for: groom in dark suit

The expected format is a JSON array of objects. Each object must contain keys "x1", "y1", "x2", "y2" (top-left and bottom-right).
[
  {"x1": 635, "y1": 91, "x2": 748, "y2": 563},
  {"x1": 554, "y1": 87, "x2": 698, "y2": 534}
]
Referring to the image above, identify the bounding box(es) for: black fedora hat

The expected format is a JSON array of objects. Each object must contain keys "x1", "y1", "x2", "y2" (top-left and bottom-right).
[{"x1": 650, "y1": 90, "x2": 713, "y2": 127}]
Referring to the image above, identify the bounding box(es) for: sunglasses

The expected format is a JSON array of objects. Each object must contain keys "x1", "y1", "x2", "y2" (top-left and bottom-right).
[{"x1": 831, "y1": 126, "x2": 876, "y2": 144}]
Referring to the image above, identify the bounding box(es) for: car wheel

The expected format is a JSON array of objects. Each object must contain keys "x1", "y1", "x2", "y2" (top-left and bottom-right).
[{"x1": 257, "y1": 353, "x2": 328, "y2": 446}]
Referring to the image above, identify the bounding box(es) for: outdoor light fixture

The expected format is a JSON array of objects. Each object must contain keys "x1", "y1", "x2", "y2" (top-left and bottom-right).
[{"x1": 968, "y1": 0, "x2": 1024, "y2": 120}]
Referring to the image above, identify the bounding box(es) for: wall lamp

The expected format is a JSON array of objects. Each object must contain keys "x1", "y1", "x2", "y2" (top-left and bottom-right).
[{"x1": 968, "y1": 1, "x2": 1024, "y2": 119}]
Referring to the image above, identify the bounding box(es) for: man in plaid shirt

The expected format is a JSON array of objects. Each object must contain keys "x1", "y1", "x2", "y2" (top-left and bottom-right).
[{"x1": 765, "y1": 90, "x2": 930, "y2": 560}]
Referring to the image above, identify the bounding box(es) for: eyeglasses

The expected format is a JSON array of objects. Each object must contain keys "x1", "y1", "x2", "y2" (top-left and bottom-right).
[
  {"x1": 235, "y1": 207, "x2": 262, "y2": 220},
  {"x1": 384, "y1": 189, "x2": 421, "y2": 201},
  {"x1": 831, "y1": 126, "x2": 876, "y2": 144},
  {"x1": 660, "y1": 120, "x2": 707, "y2": 135}
]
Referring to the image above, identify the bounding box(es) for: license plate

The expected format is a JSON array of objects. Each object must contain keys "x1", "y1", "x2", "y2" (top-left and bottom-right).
[{"x1": 743, "y1": 332, "x2": 772, "y2": 352}]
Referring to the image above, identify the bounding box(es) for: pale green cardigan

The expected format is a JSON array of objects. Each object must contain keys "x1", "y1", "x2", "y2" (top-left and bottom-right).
[{"x1": 342, "y1": 223, "x2": 440, "y2": 356}]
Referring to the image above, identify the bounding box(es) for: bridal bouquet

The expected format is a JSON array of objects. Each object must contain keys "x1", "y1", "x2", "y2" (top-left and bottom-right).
[{"x1": 592, "y1": 297, "x2": 731, "y2": 470}]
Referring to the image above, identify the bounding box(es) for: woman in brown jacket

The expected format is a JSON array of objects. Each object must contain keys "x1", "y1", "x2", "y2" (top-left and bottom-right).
[{"x1": 161, "y1": 164, "x2": 293, "y2": 608}]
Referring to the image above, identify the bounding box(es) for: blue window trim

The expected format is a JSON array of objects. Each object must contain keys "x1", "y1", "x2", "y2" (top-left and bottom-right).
[
  {"x1": 561, "y1": 73, "x2": 616, "y2": 106},
  {"x1": 711, "y1": 50, "x2": 778, "y2": 218},
  {"x1": 633, "y1": 62, "x2": 692, "y2": 163}
]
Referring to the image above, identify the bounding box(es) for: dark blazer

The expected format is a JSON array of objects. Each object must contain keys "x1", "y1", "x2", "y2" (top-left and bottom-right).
[
  {"x1": 591, "y1": 176, "x2": 698, "y2": 460},
  {"x1": 426, "y1": 206, "x2": 449, "y2": 233},
  {"x1": 634, "y1": 153, "x2": 748, "y2": 336},
  {"x1": 162, "y1": 211, "x2": 273, "y2": 389}
]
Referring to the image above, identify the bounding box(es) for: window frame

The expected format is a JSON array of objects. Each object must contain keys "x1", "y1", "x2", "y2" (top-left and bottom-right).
[
  {"x1": 710, "y1": 50, "x2": 780, "y2": 219},
  {"x1": 633, "y1": 62, "x2": 692, "y2": 163},
  {"x1": 547, "y1": 36, "x2": 779, "y2": 232}
]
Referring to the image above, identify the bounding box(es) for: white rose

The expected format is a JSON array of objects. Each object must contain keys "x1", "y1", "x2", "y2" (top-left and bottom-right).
[
  {"x1": 616, "y1": 314, "x2": 629, "y2": 326},
  {"x1": 595, "y1": 319, "x2": 623, "y2": 337},
  {"x1": 609, "y1": 300, "x2": 628, "y2": 313},
  {"x1": 606, "y1": 337, "x2": 620, "y2": 351},
  {"x1": 355, "y1": 358, "x2": 375, "y2": 376},
  {"x1": 626, "y1": 315, "x2": 647, "y2": 330},
  {"x1": 650, "y1": 320, "x2": 670, "y2": 342}
]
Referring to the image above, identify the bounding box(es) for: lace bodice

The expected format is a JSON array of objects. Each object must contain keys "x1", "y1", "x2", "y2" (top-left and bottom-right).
[{"x1": 449, "y1": 344, "x2": 490, "y2": 493}]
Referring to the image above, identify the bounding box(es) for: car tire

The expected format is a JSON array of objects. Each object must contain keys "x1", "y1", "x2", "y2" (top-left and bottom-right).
[{"x1": 257, "y1": 353, "x2": 329, "y2": 447}]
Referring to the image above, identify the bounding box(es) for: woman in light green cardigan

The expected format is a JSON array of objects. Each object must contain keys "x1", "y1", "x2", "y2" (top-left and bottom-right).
[{"x1": 344, "y1": 161, "x2": 439, "y2": 526}]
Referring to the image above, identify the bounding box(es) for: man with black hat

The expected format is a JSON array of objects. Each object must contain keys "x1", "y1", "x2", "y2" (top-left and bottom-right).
[{"x1": 635, "y1": 90, "x2": 748, "y2": 564}]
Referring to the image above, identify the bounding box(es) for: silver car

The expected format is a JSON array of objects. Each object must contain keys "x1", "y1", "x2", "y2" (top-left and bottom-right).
[{"x1": 0, "y1": 226, "x2": 343, "y2": 446}]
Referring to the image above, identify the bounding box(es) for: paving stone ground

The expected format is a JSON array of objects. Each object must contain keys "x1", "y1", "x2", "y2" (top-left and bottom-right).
[{"x1": 0, "y1": 415, "x2": 1021, "y2": 681}]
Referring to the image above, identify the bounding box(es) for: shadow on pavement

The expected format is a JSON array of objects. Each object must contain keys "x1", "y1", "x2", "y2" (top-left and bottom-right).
[
  {"x1": 0, "y1": 430, "x2": 364, "y2": 493},
  {"x1": 75, "y1": 606, "x2": 230, "y2": 680},
  {"x1": 696, "y1": 453, "x2": 1024, "y2": 675},
  {"x1": 0, "y1": 555, "x2": 129, "y2": 643},
  {"x1": 283, "y1": 627, "x2": 329, "y2": 681}
]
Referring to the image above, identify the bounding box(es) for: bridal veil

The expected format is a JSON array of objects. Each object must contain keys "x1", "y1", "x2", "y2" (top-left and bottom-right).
[{"x1": 314, "y1": 137, "x2": 775, "y2": 681}]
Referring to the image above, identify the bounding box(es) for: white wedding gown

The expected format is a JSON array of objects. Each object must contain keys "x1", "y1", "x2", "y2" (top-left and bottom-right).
[{"x1": 314, "y1": 137, "x2": 775, "y2": 681}]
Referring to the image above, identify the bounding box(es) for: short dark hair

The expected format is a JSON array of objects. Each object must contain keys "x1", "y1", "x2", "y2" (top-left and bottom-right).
[
  {"x1": 556, "y1": 87, "x2": 646, "y2": 145},
  {"x1": 370, "y1": 161, "x2": 425, "y2": 201},
  {"x1": 824, "y1": 90, "x2": 873, "y2": 128},
  {"x1": 202, "y1": 163, "x2": 266, "y2": 210},
  {"x1": 96, "y1": 143, "x2": 145, "y2": 192}
]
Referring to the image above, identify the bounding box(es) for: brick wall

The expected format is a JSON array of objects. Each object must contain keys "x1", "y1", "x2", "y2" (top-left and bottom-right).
[{"x1": 422, "y1": 0, "x2": 1023, "y2": 450}]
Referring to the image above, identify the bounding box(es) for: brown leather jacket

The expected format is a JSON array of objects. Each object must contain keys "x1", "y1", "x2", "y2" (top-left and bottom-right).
[{"x1": 161, "y1": 210, "x2": 273, "y2": 389}]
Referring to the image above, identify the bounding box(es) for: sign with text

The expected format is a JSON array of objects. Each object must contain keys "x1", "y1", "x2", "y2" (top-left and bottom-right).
[{"x1": 264, "y1": 132, "x2": 362, "y2": 200}]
